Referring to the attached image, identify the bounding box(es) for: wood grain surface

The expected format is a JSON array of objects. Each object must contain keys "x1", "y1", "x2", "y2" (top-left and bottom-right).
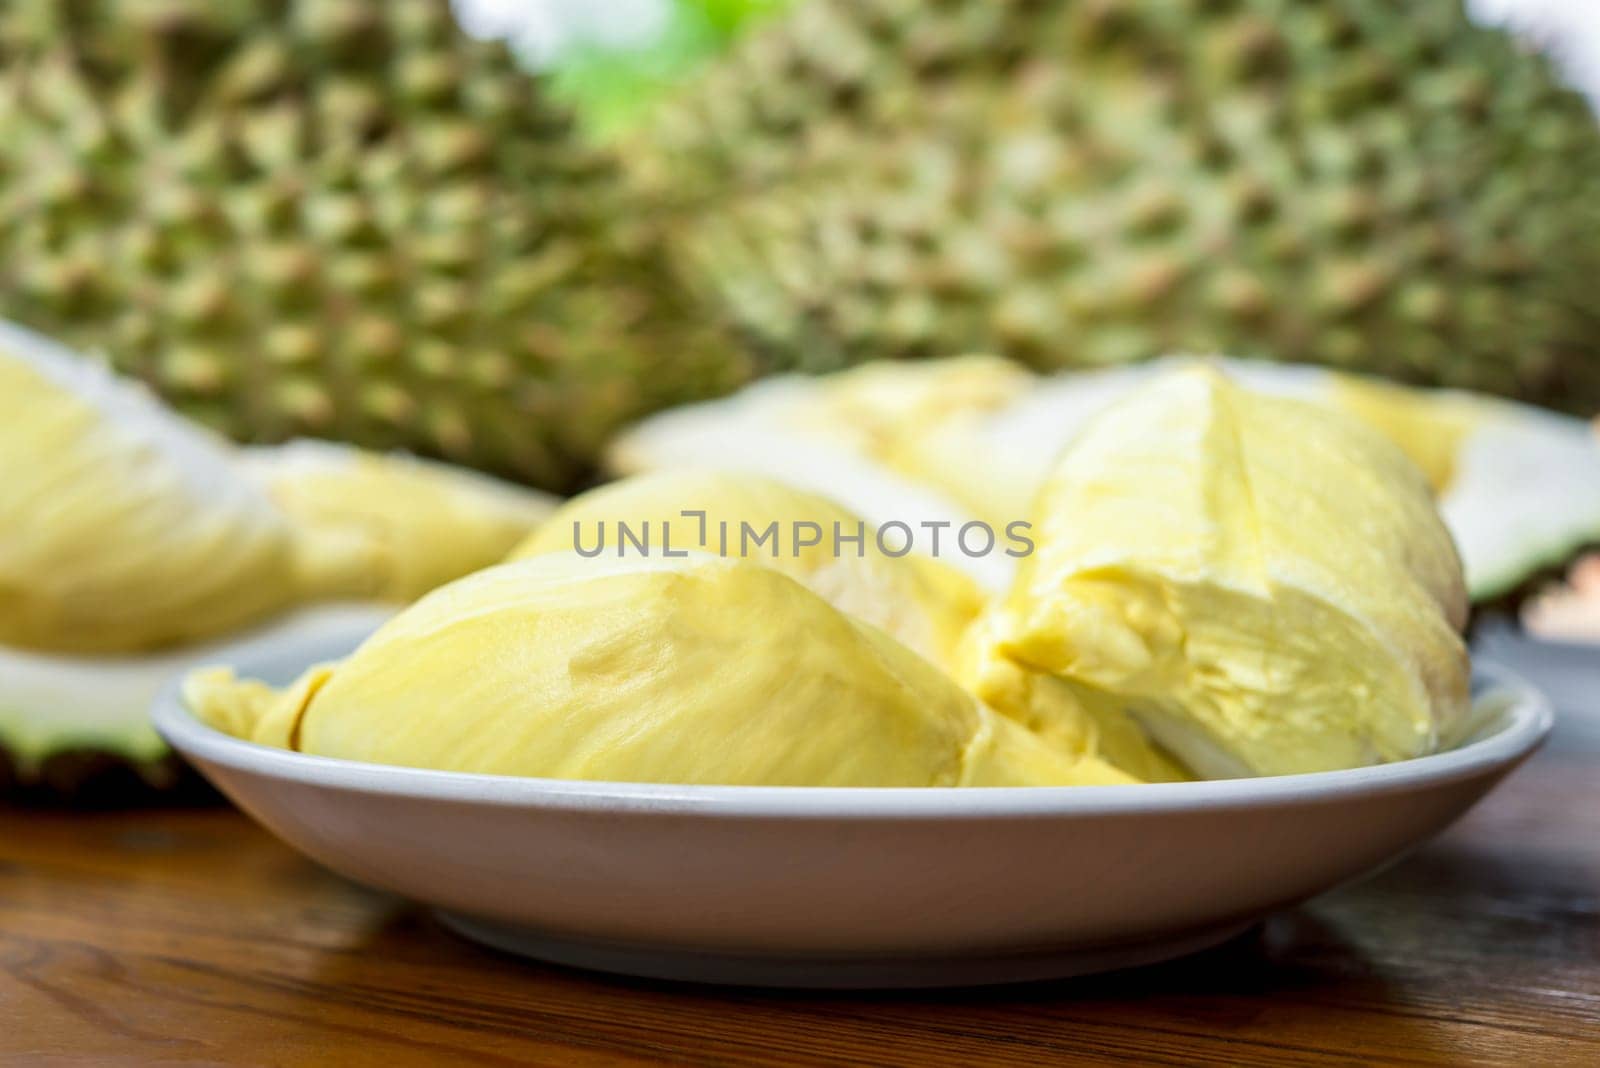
[{"x1": 3, "y1": 646, "x2": 1598, "y2": 1067}]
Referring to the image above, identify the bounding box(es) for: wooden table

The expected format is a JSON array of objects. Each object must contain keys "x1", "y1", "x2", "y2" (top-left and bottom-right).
[{"x1": 5, "y1": 641, "x2": 1598, "y2": 1066}]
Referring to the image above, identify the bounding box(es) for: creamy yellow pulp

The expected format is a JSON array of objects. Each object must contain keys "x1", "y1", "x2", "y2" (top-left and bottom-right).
[
  {"x1": 991, "y1": 366, "x2": 1470, "y2": 778},
  {"x1": 1325, "y1": 375, "x2": 1484, "y2": 494},
  {"x1": 0, "y1": 324, "x2": 294, "y2": 653},
  {"x1": 0, "y1": 320, "x2": 557, "y2": 655},
  {"x1": 795, "y1": 357, "x2": 1486, "y2": 525},
  {"x1": 509, "y1": 468, "x2": 984, "y2": 667},
  {"x1": 187, "y1": 552, "x2": 1137, "y2": 787},
  {"x1": 183, "y1": 362, "x2": 1471, "y2": 786},
  {"x1": 249, "y1": 441, "x2": 555, "y2": 603},
  {"x1": 950, "y1": 611, "x2": 1193, "y2": 782},
  {"x1": 787, "y1": 355, "x2": 1045, "y2": 523},
  {"x1": 513, "y1": 469, "x2": 1182, "y2": 781}
]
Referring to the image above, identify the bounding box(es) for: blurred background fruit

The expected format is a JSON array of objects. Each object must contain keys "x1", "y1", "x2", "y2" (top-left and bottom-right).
[
  {"x1": 463, "y1": 0, "x2": 794, "y2": 137},
  {"x1": 0, "y1": 319, "x2": 550, "y2": 802},
  {"x1": 477, "y1": 0, "x2": 1600, "y2": 132},
  {"x1": 2, "y1": 0, "x2": 1596, "y2": 495},
  {"x1": 619, "y1": 0, "x2": 1600, "y2": 406},
  {"x1": 0, "y1": 0, "x2": 748, "y2": 491}
]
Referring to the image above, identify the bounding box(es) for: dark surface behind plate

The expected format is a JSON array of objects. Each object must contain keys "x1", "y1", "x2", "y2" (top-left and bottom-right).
[{"x1": 1, "y1": 628, "x2": 1597, "y2": 1065}]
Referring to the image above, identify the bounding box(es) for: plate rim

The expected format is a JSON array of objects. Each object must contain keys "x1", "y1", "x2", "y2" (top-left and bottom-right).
[{"x1": 152, "y1": 655, "x2": 1552, "y2": 819}]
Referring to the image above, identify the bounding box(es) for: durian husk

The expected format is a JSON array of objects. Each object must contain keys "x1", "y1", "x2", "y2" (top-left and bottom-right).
[
  {"x1": 0, "y1": 743, "x2": 212, "y2": 808},
  {"x1": 0, "y1": 0, "x2": 751, "y2": 491},
  {"x1": 626, "y1": 0, "x2": 1600, "y2": 410}
]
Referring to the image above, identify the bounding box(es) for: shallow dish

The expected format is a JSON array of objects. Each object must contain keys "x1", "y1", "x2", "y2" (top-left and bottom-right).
[{"x1": 153, "y1": 620, "x2": 1551, "y2": 988}]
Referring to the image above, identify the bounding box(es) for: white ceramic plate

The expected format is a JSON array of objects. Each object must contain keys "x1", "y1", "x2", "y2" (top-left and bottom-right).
[{"x1": 152, "y1": 622, "x2": 1551, "y2": 988}]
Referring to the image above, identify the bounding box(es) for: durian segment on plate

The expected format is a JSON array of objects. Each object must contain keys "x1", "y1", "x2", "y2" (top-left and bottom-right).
[
  {"x1": 610, "y1": 355, "x2": 1600, "y2": 603},
  {"x1": 0, "y1": 318, "x2": 297, "y2": 655},
  {"x1": 186, "y1": 552, "x2": 1134, "y2": 787},
  {"x1": 608, "y1": 370, "x2": 1016, "y2": 590},
  {"x1": 949, "y1": 609, "x2": 1193, "y2": 784},
  {"x1": 991, "y1": 367, "x2": 1471, "y2": 779},
  {"x1": 244, "y1": 440, "x2": 559, "y2": 603},
  {"x1": 515, "y1": 469, "x2": 1178, "y2": 782},
  {"x1": 511, "y1": 469, "x2": 983, "y2": 667}
]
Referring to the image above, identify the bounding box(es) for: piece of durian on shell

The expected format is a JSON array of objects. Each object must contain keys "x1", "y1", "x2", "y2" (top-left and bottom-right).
[
  {"x1": 516, "y1": 469, "x2": 1186, "y2": 782},
  {"x1": 510, "y1": 468, "x2": 983, "y2": 667},
  {"x1": 245, "y1": 440, "x2": 558, "y2": 603},
  {"x1": 0, "y1": 318, "x2": 296, "y2": 655}
]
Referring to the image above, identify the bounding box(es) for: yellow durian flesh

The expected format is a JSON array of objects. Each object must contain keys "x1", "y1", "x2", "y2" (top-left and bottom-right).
[
  {"x1": 789, "y1": 354, "x2": 1034, "y2": 453},
  {"x1": 994, "y1": 366, "x2": 1470, "y2": 779},
  {"x1": 183, "y1": 661, "x2": 334, "y2": 751},
  {"x1": 0, "y1": 320, "x2": 294, "y2": 654},
  {"x1": 514, "y1": 471, "x2": 1146, "y2": 784},
  {"x1": 789, "y1": 355, "x2": 1041, "y2": 524},
  {"x1": 511, "y1": 470, "x2": 984, "y2": 666},
  {"x1": 187, "y1": 552, "x2": 1133, "y2": 787},
  {"x1": 246, "y1": 440, "x2": 557, "y2": 603},
  {"x1": 1324, "y1": 375, "x2": 1485, "y2": 495},
  {"x1": 949, "y1": 611, "x2": 1192, "y2": 783}
]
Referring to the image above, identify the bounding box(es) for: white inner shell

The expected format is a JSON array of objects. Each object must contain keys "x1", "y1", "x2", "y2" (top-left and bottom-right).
[
  {"x1": 0, "y1": 604, "x2": 391, "y2": 767},
  {"x1": 612, "y1": 357, "x2": 1600, "y2": 601}
]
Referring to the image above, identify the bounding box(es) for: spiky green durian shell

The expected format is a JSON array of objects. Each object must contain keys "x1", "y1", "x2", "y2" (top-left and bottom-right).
[
  {"x1": 629, "y1": 0, "x2": 1600, "y2": 408},
  {"x1": 0, "y1": 0, "x2": 749, "y2": 490}
]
